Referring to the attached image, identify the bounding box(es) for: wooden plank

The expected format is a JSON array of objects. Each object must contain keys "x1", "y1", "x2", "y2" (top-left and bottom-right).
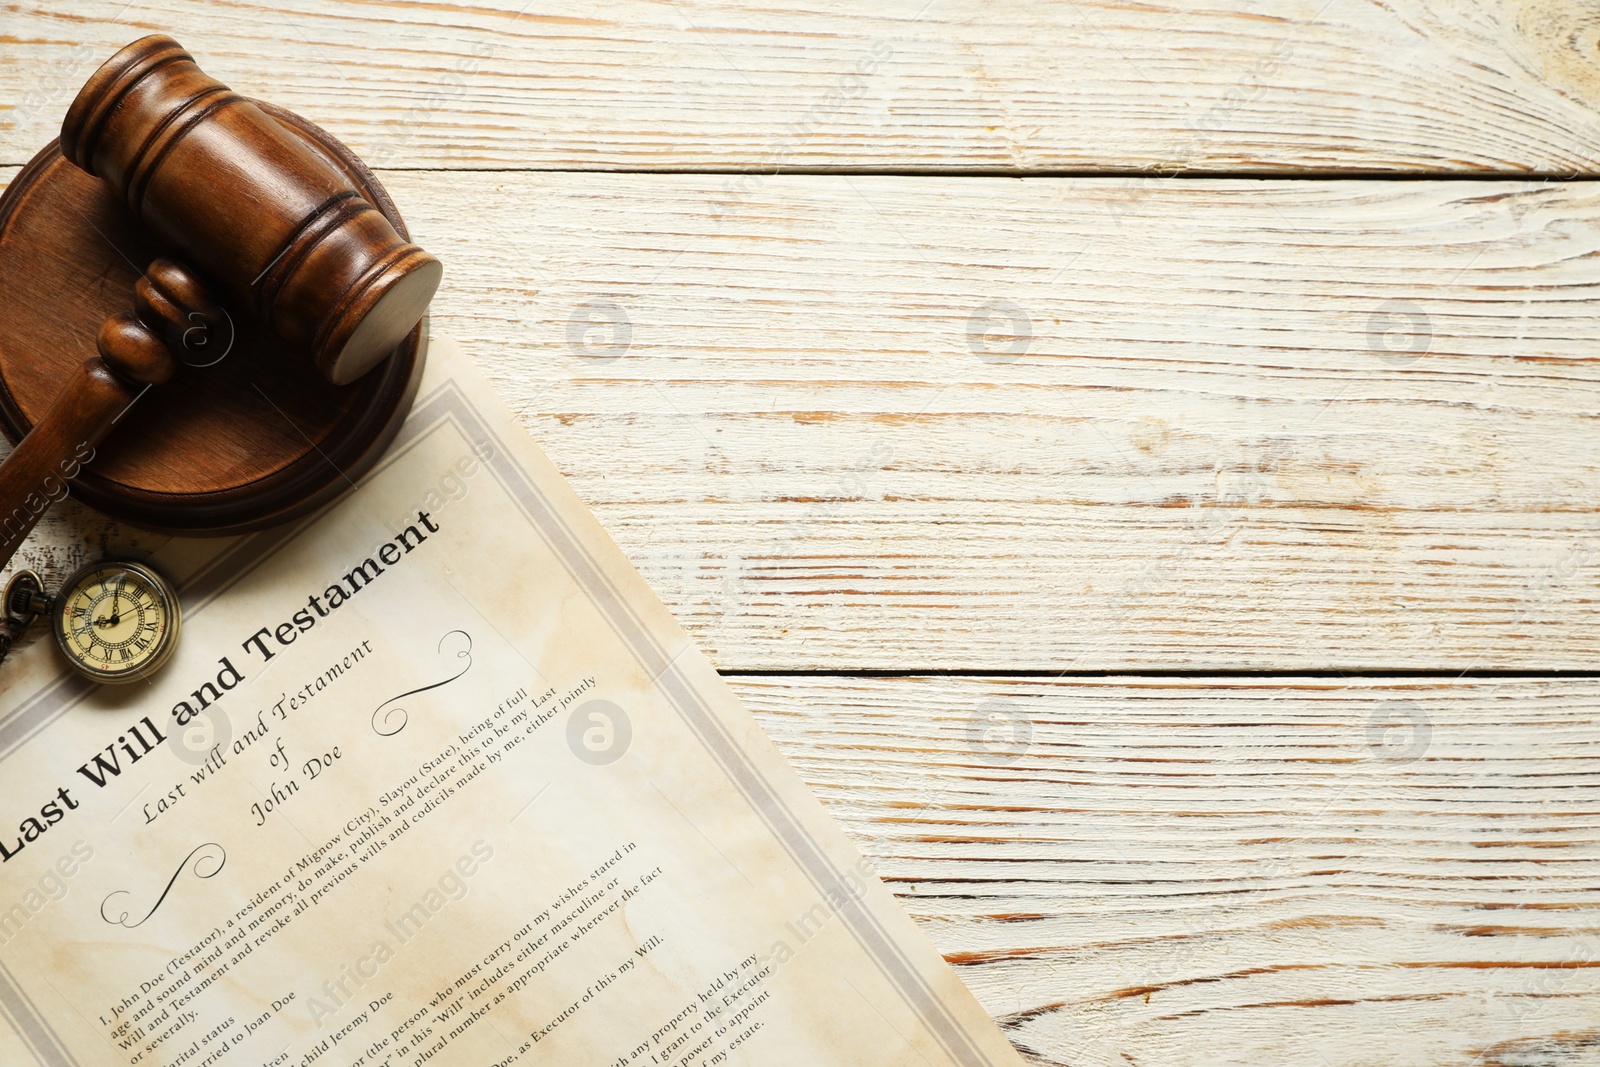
[
  {"x1": 400, "y1": 171, "x2": 1600, "y2": 671},
  {"x1": 4, "y1": 1, "x2": 1600, "y2": 174},
  {"x1": 6, "y1": 169, "x2": 1600, "y2": 670},
  {"x1": 729, "y1": 674, "x2": 1600, "y2": 1067}
]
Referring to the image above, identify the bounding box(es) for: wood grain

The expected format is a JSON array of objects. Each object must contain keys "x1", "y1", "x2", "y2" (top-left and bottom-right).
[
  {"x1": 361, "y1": 172, "x2": 1600, "y2": 670},
  {"x1": 732, "y1": 674, "x2": 1600, "y2": 1067},
  {"x1": 7, "y1": 167, "x2": 1600, "y2": 669},
  {"x1": 0, "y1": 109, "x2": 429, "y2": 536},
  {"x1": 4, "y1": 1, "x2": 1600, "y2": 175},
  {"x1": 58, "y1": 33, "x2": 442, "y2": 385},
  {"x1": 5, "y1": 11, "x2": 1600, "y2": 1059}
]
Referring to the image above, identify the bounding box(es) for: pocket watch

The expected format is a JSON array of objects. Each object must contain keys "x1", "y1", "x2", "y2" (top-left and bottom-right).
[{"x1": 3, "y1": 560, "x2": 182, "y2": 684}]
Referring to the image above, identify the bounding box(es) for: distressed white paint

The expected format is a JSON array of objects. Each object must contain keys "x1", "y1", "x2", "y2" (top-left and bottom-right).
[
  {"x1": 3, "y1": 1, "x2": 1600, "y2": 173},
  {"x1": 736, "y1": 674, "x2": 1600, "y2": 1067},
  {"x1": 340, "y1": 173, "x2": 1600, "y2": 670},
  {"x1": 4, "y1": 8, "x2": 1600, "y2": 1064}
]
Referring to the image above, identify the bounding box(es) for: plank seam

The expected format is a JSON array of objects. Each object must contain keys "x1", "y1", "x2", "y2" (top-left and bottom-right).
[{"x1": 719, "y1": 669, "x2": 1600, "y2": 679}]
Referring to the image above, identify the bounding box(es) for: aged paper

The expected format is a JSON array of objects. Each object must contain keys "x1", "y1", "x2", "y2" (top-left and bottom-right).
[{"x1": 0, "y1": 337, "x2": 1024, "y2": 1067}]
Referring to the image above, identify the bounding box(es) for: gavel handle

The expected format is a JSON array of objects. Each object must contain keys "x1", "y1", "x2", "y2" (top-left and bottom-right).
[
  {"x1": 0, "y1": 359, "x2": 150, "y2": 568},
  {"x1": 0, "y1": 259, "x2": 225, "y2": 576}
]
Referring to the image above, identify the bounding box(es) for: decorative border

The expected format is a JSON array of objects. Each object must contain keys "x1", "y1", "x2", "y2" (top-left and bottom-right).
[{"x1": 0, "y1": 377, "x2": 1001, "y2": 1067}]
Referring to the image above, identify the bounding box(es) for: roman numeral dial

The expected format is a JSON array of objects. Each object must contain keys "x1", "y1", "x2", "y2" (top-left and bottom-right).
[{"x1": 49, "y1": 561, "x2": 182, "y2": 685}]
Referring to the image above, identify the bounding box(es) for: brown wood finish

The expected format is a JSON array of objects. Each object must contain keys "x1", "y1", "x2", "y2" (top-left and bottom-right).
[
  {"x1": 60, "y1": 35, "x2": 441, "y2": 386},
  {"x1": 0, "y1": 38, "x2": 438, "y2": 545},
  {"x1": 0, "y1": 260, "x2": 212, "y2": 569}
]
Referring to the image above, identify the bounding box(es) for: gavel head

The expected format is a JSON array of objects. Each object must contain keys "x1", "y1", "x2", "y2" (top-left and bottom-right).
[{"x1": 59, "y1": 35, "x2": 442, "y2": 386}]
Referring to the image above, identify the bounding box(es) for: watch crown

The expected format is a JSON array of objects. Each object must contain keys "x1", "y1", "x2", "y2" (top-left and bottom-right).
[{"x1": 4, "y1": 570, "x2": 49, "y2": 626}]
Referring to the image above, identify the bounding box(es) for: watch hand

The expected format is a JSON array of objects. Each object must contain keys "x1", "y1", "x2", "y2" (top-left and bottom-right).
[{"x1": 96, "y1": 591, "x2": 122, "y2": 628}]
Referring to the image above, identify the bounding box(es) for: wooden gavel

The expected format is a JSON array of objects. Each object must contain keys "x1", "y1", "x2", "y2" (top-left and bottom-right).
[{"x1": 0, "y1": 35, "x2": 442, "y2": 573}]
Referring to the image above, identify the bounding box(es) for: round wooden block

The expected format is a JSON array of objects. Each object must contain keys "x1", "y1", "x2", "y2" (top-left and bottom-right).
[{"x1": 0, "y1": 101, "x2": 426, "y2": 535}]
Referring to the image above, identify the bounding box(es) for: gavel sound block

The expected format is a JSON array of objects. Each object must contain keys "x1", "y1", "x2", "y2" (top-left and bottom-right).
[{"x1": 0, "y1": 35, "x2": 441, "y2": 569}]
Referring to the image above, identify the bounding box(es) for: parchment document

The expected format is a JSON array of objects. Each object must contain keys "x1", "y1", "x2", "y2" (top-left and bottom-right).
[{"x1": 0, "y1": 337, "x2": 1025, "y2": 1067}]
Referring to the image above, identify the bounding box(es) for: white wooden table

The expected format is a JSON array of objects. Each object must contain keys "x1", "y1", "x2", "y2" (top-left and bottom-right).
[{"x1": 5, "y1": 3, "x2": 1600, "y2": 1064}]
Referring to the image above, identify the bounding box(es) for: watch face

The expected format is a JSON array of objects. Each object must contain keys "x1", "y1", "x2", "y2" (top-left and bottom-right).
[{"x1": 51, "y1": 561, "x2": 181, "y2": 684}]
